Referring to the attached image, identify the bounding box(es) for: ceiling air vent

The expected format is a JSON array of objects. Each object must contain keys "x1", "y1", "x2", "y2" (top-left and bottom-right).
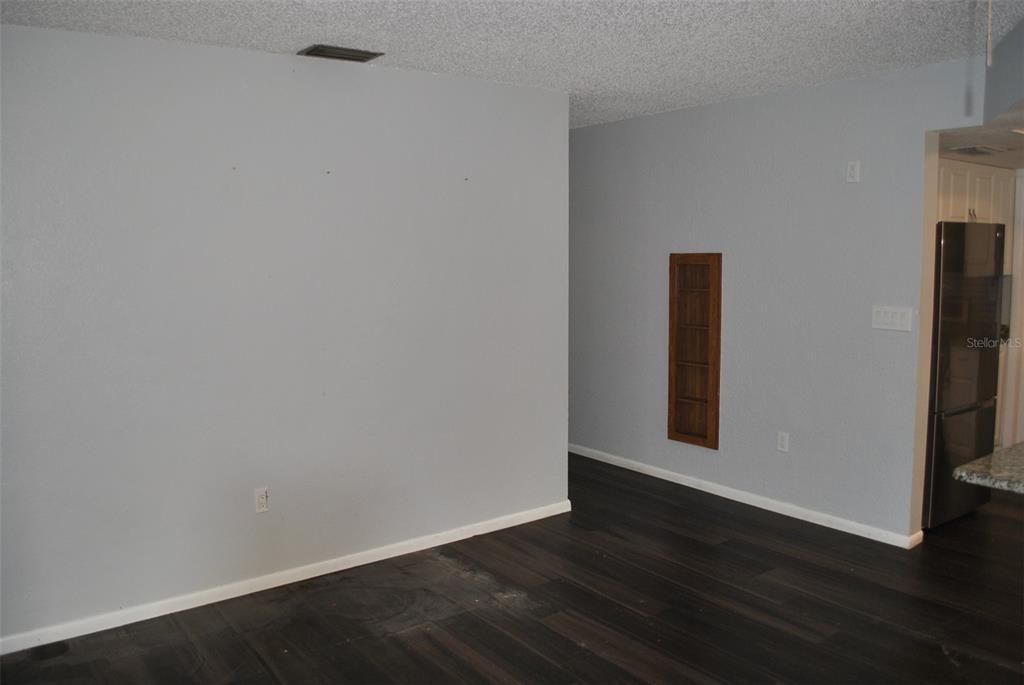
[
  {"x1": 297, "y1": 45, "x2": 383, "y2": 63},
  {"x1": 946, "y1": 144, "x2": 1010, "y2": 156}
]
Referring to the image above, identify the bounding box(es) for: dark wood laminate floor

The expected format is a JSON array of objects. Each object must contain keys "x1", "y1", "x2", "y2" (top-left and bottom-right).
[{"x1": 4, "y1": 453, "x2": 1022, "y2": 684}]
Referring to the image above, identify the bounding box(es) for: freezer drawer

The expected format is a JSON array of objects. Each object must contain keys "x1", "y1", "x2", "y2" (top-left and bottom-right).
[{"x1": 923, "y1": 403, "x2": 994, "y2": 528}]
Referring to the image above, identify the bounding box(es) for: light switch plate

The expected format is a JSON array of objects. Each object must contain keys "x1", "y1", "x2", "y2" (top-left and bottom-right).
[
  {"x1": 846, "y1": 160, "x2": 861, "y2": 183},
  {"x1": 255, "y1": 487, "x2": 269, "y2": 513},
  {"x1": 872, "y1": 305, "x2": 913, "y2": 332}
]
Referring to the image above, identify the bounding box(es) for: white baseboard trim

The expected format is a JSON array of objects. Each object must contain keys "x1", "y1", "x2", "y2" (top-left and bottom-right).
[
  {"x1": 0, "y1": 499, "x2": 571, "y2": 656},
  {"x1": 570, "y1": 443, "x2": 923, "y2": 550}
]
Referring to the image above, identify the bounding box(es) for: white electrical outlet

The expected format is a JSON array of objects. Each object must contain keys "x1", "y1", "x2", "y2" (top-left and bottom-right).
[
  {"x1": 777, "y1": 431, "x2": 790, "y2": 453},
  {"x1": 255, "y1": 487, "x2": 269, "y2": 513},
  {"x1": 846, "y1": 160, "x2": 861, "y2": 183}
]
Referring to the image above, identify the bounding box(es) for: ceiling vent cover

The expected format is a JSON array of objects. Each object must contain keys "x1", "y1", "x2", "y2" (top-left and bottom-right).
[
  {"x1": 297, "y1": 45, "x2": 383, "y2": 62},
  {"x1": 946, "y1": 144, "x2": 1010, "y2": 156}
]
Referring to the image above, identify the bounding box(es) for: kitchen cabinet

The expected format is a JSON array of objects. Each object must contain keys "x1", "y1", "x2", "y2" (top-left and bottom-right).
[{"x1": 938, "y1": 158, "x2": 1015, "y2": 226}]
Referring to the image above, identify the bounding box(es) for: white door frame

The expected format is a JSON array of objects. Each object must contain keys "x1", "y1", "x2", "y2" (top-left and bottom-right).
[
  {"x1": 910, "y1": 132, "x2": 942, "y2": 533},
  {"x1": 999, "y1": 170, "x2": 1024, "y2": 446}
]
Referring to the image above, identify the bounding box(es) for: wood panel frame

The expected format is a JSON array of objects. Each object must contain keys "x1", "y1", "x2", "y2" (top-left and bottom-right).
[{"x1": 668, "y1": 253, "x2": 721, "y2": 449}]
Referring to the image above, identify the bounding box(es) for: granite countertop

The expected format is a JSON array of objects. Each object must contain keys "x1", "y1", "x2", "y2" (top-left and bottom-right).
[{"x1": 953, "y1": 442, "x2": 1024, "y2": 494}]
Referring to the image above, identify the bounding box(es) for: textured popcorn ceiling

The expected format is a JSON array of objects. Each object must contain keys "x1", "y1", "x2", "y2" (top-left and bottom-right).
[{"x1": 3, "y1": 1, "x2": 1024, "y2": 128}]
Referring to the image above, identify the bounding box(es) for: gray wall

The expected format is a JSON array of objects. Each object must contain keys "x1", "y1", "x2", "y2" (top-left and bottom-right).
[
  {"x1": 1, "y1": 25, "x2": 568, "y2": 638},
  {"x1": 569, "y1": 58, "x2": 983, "y2": 537}
]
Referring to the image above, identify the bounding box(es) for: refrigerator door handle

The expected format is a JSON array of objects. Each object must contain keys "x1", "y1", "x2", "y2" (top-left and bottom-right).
[{"x1": 938, "y1": 399, "x2": 996, "y2": 419}]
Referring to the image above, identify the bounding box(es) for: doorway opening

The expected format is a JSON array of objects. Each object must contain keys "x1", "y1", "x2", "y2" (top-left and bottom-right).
[{"x1": 915, "y1": 123, "x2": 1023, "y2": 530}]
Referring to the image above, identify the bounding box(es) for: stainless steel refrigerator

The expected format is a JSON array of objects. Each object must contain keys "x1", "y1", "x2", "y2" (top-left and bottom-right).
[{"x1": 923, "y1": 221, "x2": 1006, "y2": 528}]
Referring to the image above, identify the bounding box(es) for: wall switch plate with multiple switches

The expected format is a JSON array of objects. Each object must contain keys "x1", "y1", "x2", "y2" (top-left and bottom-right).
[
  {"x1": 777, "y1": 431, "x2": 790, "y2": 453},
  {"x1": 872, "y1": 305, "x2": 913, "y2": 331},
  {"x1": 255, "y1": 487, "x2": 269, "y2": 513}
]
